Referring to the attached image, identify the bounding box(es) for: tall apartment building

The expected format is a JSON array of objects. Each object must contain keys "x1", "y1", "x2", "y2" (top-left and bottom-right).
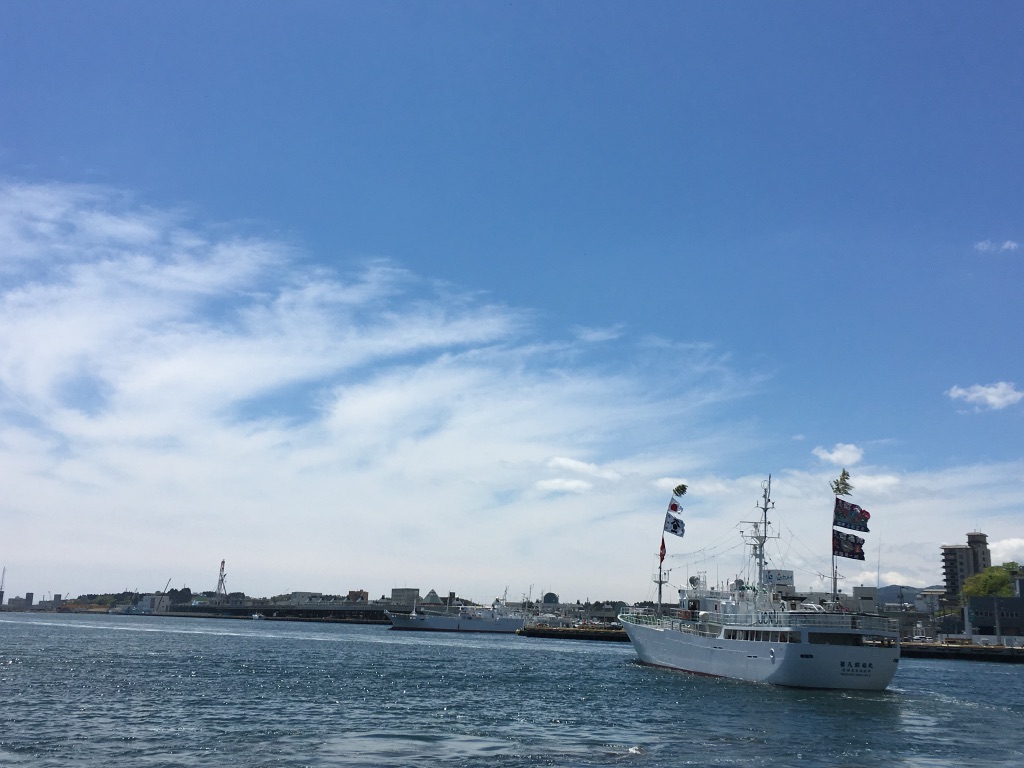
[
  {"x1": 967, "y1": 532, "x2": 992, "y2": 571},
  {"x1": 941, "y1": 531, "x2": 992, "y2": 601}
]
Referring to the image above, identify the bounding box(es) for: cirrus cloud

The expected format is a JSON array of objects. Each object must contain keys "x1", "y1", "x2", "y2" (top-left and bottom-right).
[
  {"x1": 3, "y1": 179, "x2": 1024, "y2": 603},
  {"x1": 0, "y1": 179, "x2": 755, "y2": 602}
]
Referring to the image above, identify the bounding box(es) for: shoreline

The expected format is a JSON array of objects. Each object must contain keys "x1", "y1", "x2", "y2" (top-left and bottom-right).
[{"x1": 6, "y1": 609, "x2": 1024, "y2": 661}]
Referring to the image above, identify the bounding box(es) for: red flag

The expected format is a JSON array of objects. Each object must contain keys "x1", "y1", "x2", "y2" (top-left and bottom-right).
[
  {"x1": 833, "y1": 497, "x2": 870, "y2": 532},
  {"x1": 659, "y1": 534, "x2": 666, "y2": 563}
]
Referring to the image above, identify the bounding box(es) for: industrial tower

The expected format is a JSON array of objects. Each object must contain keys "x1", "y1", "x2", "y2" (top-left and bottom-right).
[{"x1": 215, "y1": 559, "x2": 228, "y2": 599}]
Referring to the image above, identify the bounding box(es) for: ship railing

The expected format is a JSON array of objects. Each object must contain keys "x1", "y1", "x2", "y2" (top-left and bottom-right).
[
  {"x1": 620, "y1": 613, "x2": 719, "y2": 639},
  {"x1": 780, "y1": 612, "x2": 896, "y2": 632},
  {"x1": 621, "y1": 610, "x2": 896, "y2": 634}
]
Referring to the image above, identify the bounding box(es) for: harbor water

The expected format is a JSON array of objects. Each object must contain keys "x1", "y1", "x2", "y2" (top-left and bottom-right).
[{"x1": 2, "y1": 613, "x2": 1023, "y2": 767}]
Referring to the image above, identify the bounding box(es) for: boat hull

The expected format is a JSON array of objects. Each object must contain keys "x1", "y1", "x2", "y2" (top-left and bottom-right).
[
  {"x1": 386, "y1": 612, "x2": 524, "y2": 633},
  {"x1": 621, "y1": 617, "x2": 899, "y2": 690}
]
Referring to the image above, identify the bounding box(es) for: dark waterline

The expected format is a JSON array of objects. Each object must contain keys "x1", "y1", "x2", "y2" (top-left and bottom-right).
[{"x1": 2, "y1": 613, "x2": 1023, "y2": 767}]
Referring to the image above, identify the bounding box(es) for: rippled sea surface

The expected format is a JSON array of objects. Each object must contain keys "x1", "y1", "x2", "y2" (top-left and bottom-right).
[{"x1": 2, "y1": 613, "x2": 1023, "y2": 767}]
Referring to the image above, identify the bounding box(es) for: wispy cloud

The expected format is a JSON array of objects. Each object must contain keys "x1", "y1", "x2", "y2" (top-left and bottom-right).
[
  {"x1": 572, "y1": 324, "x2": 624, "y2": 343},
  {"x1": 3, "y1": 181, "x2": 1023, "y2": 603},
  {"x1": 947, "y1": 382, "x2": 1023, "y2": 411},
  {"x1": 546, "y1": 456, "x2": 622, "y2": 481},
  {"x1": 535, "y1": 478, "x2": 593, "y2": 494},
  {"x1": 0, "y1": 180, "x2": 753, "y2": 600},
  {"x1": 973, "y1": 239, "x2": 1019, "y2": 253},
  {"x1": 812, "y1": 443, "x2": 864, "y2": 466}
]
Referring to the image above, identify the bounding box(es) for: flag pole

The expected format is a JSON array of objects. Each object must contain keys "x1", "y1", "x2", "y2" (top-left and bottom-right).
[
  {"x1": 657, "y1": 534, "x2": 666, "y2": 616},
  {"x1": 832, "y1": 556, "x2": 838, "y2": 603},
  {"x1": 657, "y1": 483, "x2": 687, "y2": 618},
  {"x1": 831, "y1": 499, "x2": 838, "y2": 602}
]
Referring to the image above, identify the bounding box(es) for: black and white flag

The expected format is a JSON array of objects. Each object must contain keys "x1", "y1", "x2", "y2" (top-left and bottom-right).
[{"x1": 663, "y1": 510, "x2": 685, "y2": 538}]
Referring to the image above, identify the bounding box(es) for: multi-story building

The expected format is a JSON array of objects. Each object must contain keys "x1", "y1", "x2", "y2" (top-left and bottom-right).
[
  {"x1": 967, "y1": 532, "x2": 993, "y2": 571},
  {"x1": 388, "y1": 588, "x2": 421, "y2": 609},
  {"x1": 941, "y1": 531, "x2": 992, "y2": 602},
  {"x1": 967, "y1": 595, "x2": 1023, "y2": 640},
  {"x1": 135, "y1": 594, "x2": 170, "y2": 614},
  {"x1": 6, "y1": 592, "x2": 35, "y2": 610}
]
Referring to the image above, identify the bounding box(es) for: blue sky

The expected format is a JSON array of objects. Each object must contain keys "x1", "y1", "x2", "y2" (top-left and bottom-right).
[{"x1": 1, "y1": 3, "x2": 1022, "y2": 603}]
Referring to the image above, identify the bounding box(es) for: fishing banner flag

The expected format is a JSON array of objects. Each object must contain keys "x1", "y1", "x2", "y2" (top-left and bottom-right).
[
  {"x1": 833, "y1": 530, "x2": 866, "y2": 560},
  {"x1": 664, "y1": 510, "x2": 686, "y2": 538},
  {"x1": 659, "y1": 535, "x2": 666, "y2": 564},
  {"x1": 833, "y1": 497, "x2": 871, "y2": 532}
]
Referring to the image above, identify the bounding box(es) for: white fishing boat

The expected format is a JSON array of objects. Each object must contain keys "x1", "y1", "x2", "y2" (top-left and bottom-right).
[
  {"x1": 386, "y1": 597, "x2": 525, "y2": 634},
  {"x1": 618, "y1": 477, "x2": 900, "y2": 690}
]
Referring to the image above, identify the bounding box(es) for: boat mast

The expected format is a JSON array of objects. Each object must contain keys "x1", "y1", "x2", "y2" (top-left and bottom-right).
[
  {"x1": 743, "y1": 476, "x2": 774, "y2": 593},
  {"x1": 655, "y1": 560, "x2": 668, "y2": 616}
]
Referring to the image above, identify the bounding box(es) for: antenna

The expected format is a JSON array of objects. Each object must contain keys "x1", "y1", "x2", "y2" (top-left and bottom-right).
[
  {"x1": 876, "y1": 532, "x2": 882, "y2": 590},
  {"x1": 741, "y1": 475, "x2": 776, "y2": 590}
]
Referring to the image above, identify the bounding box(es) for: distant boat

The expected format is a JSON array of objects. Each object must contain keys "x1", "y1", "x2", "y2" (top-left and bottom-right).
[
  {"x1": 618, "y1": 476, "x2": 901, "y2": 690},
  {"x1": 386, "y1": 598, "x2": 525, "y2": 634}
]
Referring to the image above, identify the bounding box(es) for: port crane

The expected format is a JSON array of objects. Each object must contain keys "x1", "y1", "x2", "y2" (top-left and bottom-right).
[{"x1": 215, "y1": 560, "x2": 228, "y2": 598}]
